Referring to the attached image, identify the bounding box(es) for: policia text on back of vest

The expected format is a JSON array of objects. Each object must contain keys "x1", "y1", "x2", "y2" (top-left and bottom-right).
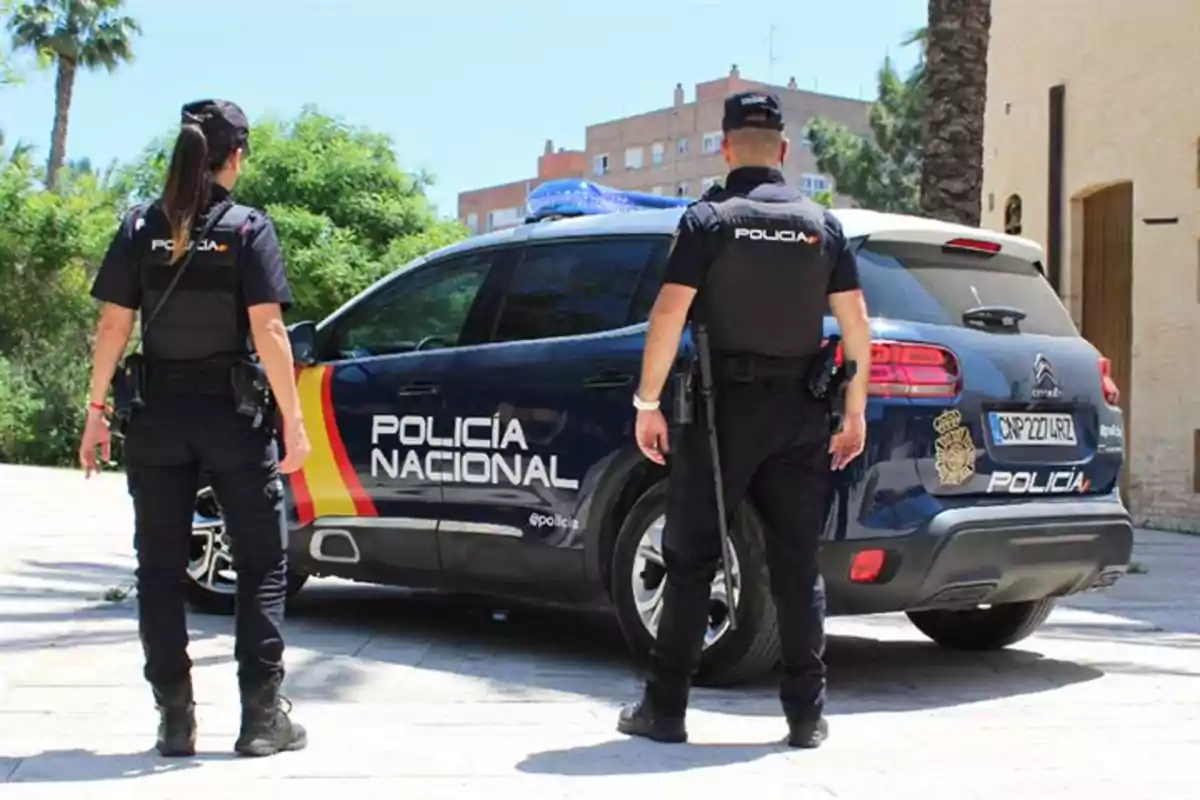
[{"x1": 112, "y1": 199, "x2": 276, "y2": 435}]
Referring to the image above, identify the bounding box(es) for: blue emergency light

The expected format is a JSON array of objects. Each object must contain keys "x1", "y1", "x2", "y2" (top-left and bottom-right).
[{"x1": 524, "y1": 179, "x2": 693, "y2": 223}]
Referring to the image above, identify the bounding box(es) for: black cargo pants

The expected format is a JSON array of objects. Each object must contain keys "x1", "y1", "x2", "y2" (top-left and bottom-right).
[
  {"x1": 123, "y1": 388, "x2": 288, "y2": 692},
  {"x1": 649, "y1": 371, "x2": 832, "y2": 720}
]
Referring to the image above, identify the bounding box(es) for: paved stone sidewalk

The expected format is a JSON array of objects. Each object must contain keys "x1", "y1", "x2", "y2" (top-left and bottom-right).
[{"x1": 1, "y1": 465, "x2": 1197, "y2": 799}]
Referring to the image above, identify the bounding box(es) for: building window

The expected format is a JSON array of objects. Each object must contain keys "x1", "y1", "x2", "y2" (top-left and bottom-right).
[
  {"x1": 676, "y1": 138, "x2": 689, "y2": 156},
  {"x1": 1004, "y1": 194, "x2": 1023, "y2": 235},
  {"x1": 701, "y1": 132, "x2": 722, "y2": 154},
  {"x1": 594, "y1": 154, "x2": 609, "y2": 177},
  {"x1": 465, "y1": 212, "x2": 479, "y2": 234},
  {"x1": 700, "y1": 176, "x2": 721, "y2": 192},
  {"x1": 651, "y1": 143, "x2": 665, "y2": 166},
  {"x1": 487, "y1": 206, "x2": 523, "y2": 231},
  {"x1": 800, "y1": 173, "x2": 830, "y2": 196},
  {"x1": 676, "y1": 181, "x2": 690, "y2": 197},
  {"x1": 625, "y1": 147, "x2": 644, "y2": 170},
  {"x1": 649, "y1": 185, "x2": 664, "y2": 195}
]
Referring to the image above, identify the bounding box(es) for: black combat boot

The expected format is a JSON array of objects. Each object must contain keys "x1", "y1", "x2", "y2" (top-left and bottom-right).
[
  {"x1": 152, "y1": 681, "x2": 197, "y2": 757},
  {"x1": 234, "y1": 675, "x2": 307, "y2": 757},
  {"x1": 785, "y1": 715, "x2": 829, "y2": 749},
  {"x1": 616, "y1": 679, "x2": 688, "y2": 744}
]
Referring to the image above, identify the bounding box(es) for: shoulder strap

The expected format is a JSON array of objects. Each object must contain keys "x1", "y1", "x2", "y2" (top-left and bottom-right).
[{"x1": 134, "y1": 197, "x2": 236, "y2": 353}]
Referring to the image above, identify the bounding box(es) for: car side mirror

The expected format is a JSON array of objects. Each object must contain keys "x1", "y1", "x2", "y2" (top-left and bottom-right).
[{"x1": 287, "y1": 321, "x2": 318, "y2": 366}]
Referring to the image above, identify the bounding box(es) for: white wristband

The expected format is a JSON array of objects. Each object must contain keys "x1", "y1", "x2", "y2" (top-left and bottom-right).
[{"x1": 632, "y1": 394, "x2": 660, "y2": 411}]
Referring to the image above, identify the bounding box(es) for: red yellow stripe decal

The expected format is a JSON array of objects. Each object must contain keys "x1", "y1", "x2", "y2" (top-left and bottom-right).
[{"x1": 287, "y1": 365, "x2": 376, "y2": 526}]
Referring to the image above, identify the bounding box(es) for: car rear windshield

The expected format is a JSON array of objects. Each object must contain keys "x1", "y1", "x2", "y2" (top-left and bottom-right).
[{"x1": 854, "y1": 240, "x2": 1079, "y2": 337}]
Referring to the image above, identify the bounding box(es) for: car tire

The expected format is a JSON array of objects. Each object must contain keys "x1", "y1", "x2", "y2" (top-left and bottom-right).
[
  {"x1": 187, "y1": 486, "x2": 308, "y2": 616},
  {"x1": 906, "y1": 598, "x2": 1057, "y2": 651},
  {"x1": 610, "y1": 481, "x2": 781, "y2": 687}
]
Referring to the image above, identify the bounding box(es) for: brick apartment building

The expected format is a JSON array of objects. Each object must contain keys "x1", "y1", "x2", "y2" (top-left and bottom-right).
[
  {"x1": 457, "y1": 65, "x2": 871, "y2": 234},
  {"x1": 980, "y1": 0, "x2": 1199, "y2": 531}
]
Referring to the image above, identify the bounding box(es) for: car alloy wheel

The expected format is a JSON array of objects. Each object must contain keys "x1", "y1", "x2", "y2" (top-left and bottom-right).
[
  {"x1": 189, "y1": 504, "x2": 237, "y2": 597},
  {"x1": 630, "y1": 513, "x2": 742, "y2": 649}
]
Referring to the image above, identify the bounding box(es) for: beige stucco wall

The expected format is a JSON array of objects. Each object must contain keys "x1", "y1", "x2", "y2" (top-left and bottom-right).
[{"x1": 980, "y1": 0, "x2": 1199, "y2": 531}]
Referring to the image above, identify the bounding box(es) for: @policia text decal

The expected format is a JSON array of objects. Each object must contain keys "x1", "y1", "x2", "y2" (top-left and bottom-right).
[
  {"x1": 370, "y1": 415, "x2": 580, "y2": 489},
  {"x1": 933, "y1": 409, "x2": 976, "y2": 486}
]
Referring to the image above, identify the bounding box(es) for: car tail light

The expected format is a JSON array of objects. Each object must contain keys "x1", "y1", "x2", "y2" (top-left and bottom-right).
[
  {"x1": 822, "y1": 339, "x2": 962, "y2": 398},
  {"x1": 944, "y1": 237, "x2": 1002, "y2": 255},
  {"x1": 1099, "y1": 356, "x2": 1120, "y2": 406},
  {"x1": 849, "y1": 549, "x2": 886, "y2": 583},
  {"x1": 869, "y1": 340, "x2": 961, "y2": 397}
]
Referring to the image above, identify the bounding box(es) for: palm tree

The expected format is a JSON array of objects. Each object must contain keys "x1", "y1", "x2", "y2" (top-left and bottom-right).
[
  {"x1": 919, "y1": 0, "x2": 991, "y2": 227},
  {"x1": 6, "y1": 0, "x2": 140, "y2": 190}
]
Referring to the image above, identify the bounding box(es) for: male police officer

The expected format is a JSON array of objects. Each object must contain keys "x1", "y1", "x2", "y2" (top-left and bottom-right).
[
  {"x1": 617, "y1": 90, "x2": 871, "y2": 748},
  {"x1": 80, "y1": 99, "x2": 310, "y2": 757}
]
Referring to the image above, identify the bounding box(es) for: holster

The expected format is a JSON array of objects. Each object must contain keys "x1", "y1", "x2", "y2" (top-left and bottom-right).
[
  {"x1": 670, "y1": 370, "x2": 695, "y2": 426},
  {"x1": 111, "y1": 352, "x2": 147, "y2": 426},
  {"x1": 807, "y1": 338, "x2": 858, "y2": 434},
  {"x1": 230, "y1": 360, "x2": 276, "y2": 433}
]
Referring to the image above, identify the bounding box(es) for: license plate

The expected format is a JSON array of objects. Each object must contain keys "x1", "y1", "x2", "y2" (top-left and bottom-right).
[{"x1": 988, "y1": 412, "x2": 1077, "y2": 446}]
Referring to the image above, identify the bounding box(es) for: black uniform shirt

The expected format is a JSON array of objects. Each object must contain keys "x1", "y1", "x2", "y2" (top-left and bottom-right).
[
  {"x1": 663, "y1": 166, "x2": 861, "y2": 295},
  {"x1": 91, "y1": 185, "x2": 294, "y2": 314}
]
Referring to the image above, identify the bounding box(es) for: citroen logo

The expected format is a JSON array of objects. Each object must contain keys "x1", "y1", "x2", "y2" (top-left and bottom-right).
[{"x1": 1031, "y1": 354, "x2": 1062, "y2": 399}]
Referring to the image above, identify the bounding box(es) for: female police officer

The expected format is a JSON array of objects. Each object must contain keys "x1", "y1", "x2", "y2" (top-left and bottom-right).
[{"x1": 78, "y1": 99, "x2": 312, "y2": 758}]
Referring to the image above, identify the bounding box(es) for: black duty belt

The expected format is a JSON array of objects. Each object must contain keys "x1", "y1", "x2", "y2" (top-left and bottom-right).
[
  {"x1": 145, "y1": 359, "x2": 238, "y2": 396},
  {"x1": 708, "y1": 351, "x2": 816, "y2": 383}
]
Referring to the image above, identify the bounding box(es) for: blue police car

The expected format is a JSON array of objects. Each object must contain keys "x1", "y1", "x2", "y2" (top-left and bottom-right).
[{"x1": 189, "y1": 180, "x2": 1133, "y2": 686}]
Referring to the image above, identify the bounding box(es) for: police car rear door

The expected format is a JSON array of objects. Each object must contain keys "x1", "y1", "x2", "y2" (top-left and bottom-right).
[{"x1": 434, "y1": 234, "x2": 669, "y2": 593}]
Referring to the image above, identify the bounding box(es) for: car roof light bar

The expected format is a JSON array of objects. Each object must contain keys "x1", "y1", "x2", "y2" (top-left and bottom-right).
[{"x1": 524, "y1": 179, "x2": 693, "y2": 223}]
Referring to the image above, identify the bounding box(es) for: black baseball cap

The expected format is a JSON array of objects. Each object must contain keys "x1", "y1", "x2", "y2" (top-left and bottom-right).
[
  {"x1": 180, "y1": 99, "x2": 250, "y2": 157},
  {"x1": 722, "y1": 90, "x2": 785, "y2": 132}
]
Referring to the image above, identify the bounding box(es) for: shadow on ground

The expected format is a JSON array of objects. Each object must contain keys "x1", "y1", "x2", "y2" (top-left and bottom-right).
[
  {"x1": 2, "y1": 750, "x2": 238, "y2": 783},
  {"x1": 1, "y1": 559, "x2": 1117, "y2": 716},
  {"x1": 7, "y1": 556, "x2": 1179, "y2": 782},
  {"x1": 515, "y1": 738, "x2": 791, "y2": 776}
]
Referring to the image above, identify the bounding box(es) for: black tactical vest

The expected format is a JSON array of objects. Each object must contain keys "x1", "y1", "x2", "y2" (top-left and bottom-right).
[
  {"x1": 693, "y1": 185, "x2": 834, "y2": 358},
  {"x1": 131, "y1": 200, "x2": 257, "y2": 363}
]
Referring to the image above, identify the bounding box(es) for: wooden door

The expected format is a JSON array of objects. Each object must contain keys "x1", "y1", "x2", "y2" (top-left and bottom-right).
[{"x1": 1080, "y1": 182, "x2": 1134, "y2": 499}]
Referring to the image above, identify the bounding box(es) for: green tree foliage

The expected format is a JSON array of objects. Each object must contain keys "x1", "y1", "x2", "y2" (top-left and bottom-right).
[
  {"x1": 115, "y1": 106, "x2": 469, "y2": 322},
  {"x1": 804, "y1": 34, "x2": 925, "y2": 214},
  {"x1": 6, "y1": 0, "x2": 140, "y2": 189},
  {"x1": 0, "y1": 151, "x2": 120, "y2": 463},
  {"x1": 1, "y1": 108, "x2": 467, "y2": 466}
]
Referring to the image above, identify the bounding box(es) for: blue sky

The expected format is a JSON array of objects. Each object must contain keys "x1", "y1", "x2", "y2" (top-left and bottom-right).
[{"x1": 1, "y1": 0, "x2": 926, "y2": 218}]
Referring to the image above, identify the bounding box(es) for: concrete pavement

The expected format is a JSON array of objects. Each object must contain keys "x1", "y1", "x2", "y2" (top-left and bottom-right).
[{"x1": 1, "y1": 464, "x2": 1197, "y2": 799}]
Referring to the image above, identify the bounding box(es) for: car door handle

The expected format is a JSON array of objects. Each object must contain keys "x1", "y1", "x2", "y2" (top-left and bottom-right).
[
  {"x1": 397, "y1": 381, "x2": 440, "y2": 397},
  {"x1": 583, "y1": 371, "x2": 634, "y2": 389}
]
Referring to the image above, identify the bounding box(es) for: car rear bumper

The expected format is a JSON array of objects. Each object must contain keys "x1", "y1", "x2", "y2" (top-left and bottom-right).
[{"x1": 821, "y1": 497, "x2": 1134, "y2": 616}]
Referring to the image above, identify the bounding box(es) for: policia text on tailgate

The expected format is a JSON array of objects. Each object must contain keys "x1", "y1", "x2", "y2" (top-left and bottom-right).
[{"x1": 189, "y1": 180, "x2": 1133, "y2": 686}]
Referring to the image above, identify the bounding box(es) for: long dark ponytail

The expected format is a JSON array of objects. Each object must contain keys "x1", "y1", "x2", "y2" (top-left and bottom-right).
[{"x1": 161, "y1": 122, "x2": 213, "y2": 264}]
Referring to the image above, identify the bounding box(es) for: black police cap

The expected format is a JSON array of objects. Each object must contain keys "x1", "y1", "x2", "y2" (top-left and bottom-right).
[
  {"x1": 180, "y1": 98, "x2": 251, "y2": 156},
  {"x1": 722, "y1": 91, "x2": 785, "y2": 132}
]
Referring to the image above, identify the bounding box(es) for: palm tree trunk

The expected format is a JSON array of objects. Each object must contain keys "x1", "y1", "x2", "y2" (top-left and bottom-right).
[
  {"x1": 46, "y1": 56, "x2": 77, "y2": 191},
  {"x1": 919, "y1": 0, "x2": 991, "y2": 227}
]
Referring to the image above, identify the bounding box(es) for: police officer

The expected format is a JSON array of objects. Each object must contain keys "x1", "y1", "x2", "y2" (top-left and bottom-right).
[
  {"x1": 618, "y1": 90, "x2": 871, "y2": 748},
  {"x1": 78, "y1": 99, "x2": 312, "y2": 758}
]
